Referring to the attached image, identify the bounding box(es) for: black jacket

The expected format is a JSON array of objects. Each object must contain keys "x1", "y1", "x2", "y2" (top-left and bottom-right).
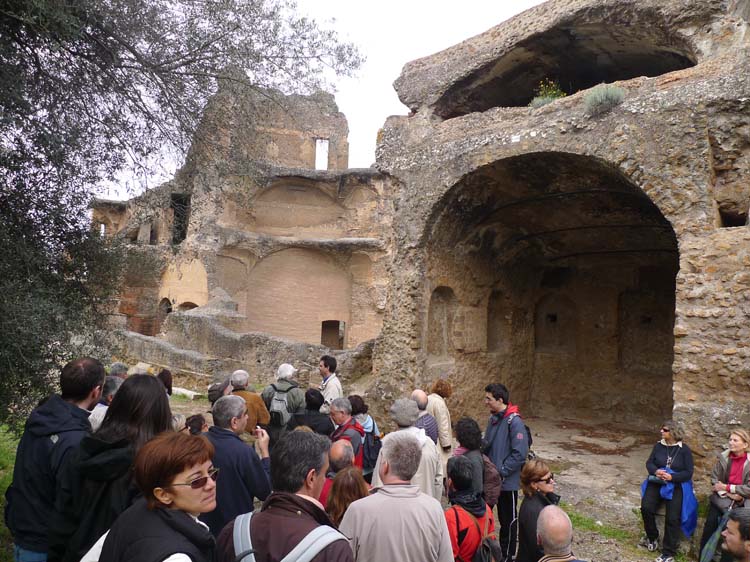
[
  {"x1": 517, "y1": 492, "x2": 560, "y2": 562},
  {"x1": 4, "y1": 395, "x2": 91, "y2": 551},
  {"x1": 100, "y1": 497, "x2": 215, "y2": 562},
  {"x1": 48, "y1": 436, "x2": 138, "y2": 562},
  {"x1": 646, "y1": 441, "x2": 694, "y2": 483},
  {"x1": 286, "y1": 409, "x2": 335, "y2": 437}
]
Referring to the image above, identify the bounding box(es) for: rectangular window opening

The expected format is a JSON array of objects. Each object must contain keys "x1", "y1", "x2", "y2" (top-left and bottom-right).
[
  {"x1": 321, "y1": 320, "x2": 345, "y2": 349},
  {"x1": 315, "y1": 138, "x2": 329, "y2": 170},
  {"x1": 170, "y1": 194, "x2": 191, "y2": 244},
  {"x1": 719, "y1": 208, "x2": 748, "y2": 228}
]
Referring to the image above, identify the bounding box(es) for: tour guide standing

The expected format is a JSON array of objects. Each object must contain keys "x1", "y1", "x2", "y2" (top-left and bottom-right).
[
  {"x1": 484, "y1": 383, "x2": 529, "y2": 562},
  {"x1": 319, "y1": 355, "x2": 343, "y2": 415}
]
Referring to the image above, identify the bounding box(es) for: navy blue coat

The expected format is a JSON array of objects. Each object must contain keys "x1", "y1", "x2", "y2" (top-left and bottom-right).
[
  {"x1": 200, "y1": 426, "x2": 271, "y2": 537},
  {"x1": 484, "y1": 407, "x2": 529, "y2": 492},
  {"x1": 4, "y1": 395, "x2": 91, "y2": 551}
]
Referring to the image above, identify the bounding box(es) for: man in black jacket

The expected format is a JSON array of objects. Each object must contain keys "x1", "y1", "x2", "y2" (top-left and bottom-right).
[{"x1": 5, "y1": 358, "x2": 104, "y2": 561}]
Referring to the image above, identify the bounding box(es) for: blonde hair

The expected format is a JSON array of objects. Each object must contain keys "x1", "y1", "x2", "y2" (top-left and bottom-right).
[{"x1": 731, "y1": 429, "x2": 750, "y2": 451}]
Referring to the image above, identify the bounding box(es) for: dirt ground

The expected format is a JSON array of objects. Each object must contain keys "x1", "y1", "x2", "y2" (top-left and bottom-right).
[{"x1": 170, "y1": 392, "x2": 701, "y2": 561}]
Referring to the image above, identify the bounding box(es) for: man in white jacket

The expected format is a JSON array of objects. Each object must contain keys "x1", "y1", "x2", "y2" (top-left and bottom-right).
[
  {"x1": 340, "y1": 431, "x2": 452, "y2": 562},
  {"x1": 318, "y1": 355, "x2": 342, "y2": 415},
  {"x1": 370, "y1": 398, "x2": 443, "y2": 500}
]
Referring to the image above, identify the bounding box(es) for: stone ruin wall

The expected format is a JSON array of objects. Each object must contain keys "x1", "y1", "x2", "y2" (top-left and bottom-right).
[
  {"x1": 94, "y1": 87, "x2": 392, "y2": 392},
  {"x1": 94, "y1": 0, "x2": 750, "y2": 475},
  {"x1": 372, "y1": 0, "x2": 750, "y2": 471}
]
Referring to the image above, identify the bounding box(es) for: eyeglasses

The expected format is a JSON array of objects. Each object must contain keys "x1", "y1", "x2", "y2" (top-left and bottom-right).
[
  {"x1": 660, "y1": 427, "x2": 671, "y2": 433},
  {"x1": 170, "y1": 467, "x2": 219, "y2": 490},
  {"x1": 536, "y1": 474, "x2": 554, "y2": 484}
]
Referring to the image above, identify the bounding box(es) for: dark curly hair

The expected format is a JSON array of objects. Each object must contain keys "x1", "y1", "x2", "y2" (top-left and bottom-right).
[
  {"x1": 348, "y1": 395, "x2": 368, "y2": 416},
  {"x1": 455, "y1": 417, "x2": 482, "y2": 451}
]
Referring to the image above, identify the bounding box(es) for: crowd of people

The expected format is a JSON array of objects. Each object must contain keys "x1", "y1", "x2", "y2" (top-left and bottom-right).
[{"x1": 4, "y1": 356, "x2": 750, "y2": 562}]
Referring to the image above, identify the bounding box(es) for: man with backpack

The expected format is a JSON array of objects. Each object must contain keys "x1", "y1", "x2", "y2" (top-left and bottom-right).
[
  {"x1": 216, "y1": 431, "x2": 352, "y2": 562},
  {"x1": 260, "y1": 363, "x2": 305, "y2": 448},
  {"x1": 445, "y1": 455, "x2": 498, "y2": 562},
  {"x1": 484, "y1": 383, "x2": 529, "y2": 562}
]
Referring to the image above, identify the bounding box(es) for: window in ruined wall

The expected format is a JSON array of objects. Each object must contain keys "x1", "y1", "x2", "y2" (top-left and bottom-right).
[
  {"x1": 426, "y1": 287, "x2": 458, "y2": 357},
  {"x1": 315, "y1": 139, "x2": 329, "y2": 170},
  {"x1": 534, "y1": 294, "x2": 577, "y2": 353},
  {"x1": 178, "y1": 302, "x2": 198, "y2": 311},
  {"x1": 170, "y1": 194, "x2": 191, "y2": 244},
  {"x1": 321, "y1": 320, "x2": 346, "y2": 349}
]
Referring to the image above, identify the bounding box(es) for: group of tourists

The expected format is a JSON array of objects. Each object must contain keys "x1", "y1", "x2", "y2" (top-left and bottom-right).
[{"x1": 5, "y1": 356, "x2": 750, "y2": 562}]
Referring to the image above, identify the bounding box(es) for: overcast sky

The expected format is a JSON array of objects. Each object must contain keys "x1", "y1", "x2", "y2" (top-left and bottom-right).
[
  {"x1": 296, "y1": 0, "x2": 547, "y2": 168},
  {"x1": 101, "y1": 1, "x2": 546, "y2": 198}
]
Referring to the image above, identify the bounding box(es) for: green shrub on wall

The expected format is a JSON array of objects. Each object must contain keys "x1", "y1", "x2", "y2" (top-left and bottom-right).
[
  {"x1": 584, "y1": 84, "x2": 626, "y2": 116},
  {"x1": 529, "y1": 79, "x2": 567, "y2": 108}
]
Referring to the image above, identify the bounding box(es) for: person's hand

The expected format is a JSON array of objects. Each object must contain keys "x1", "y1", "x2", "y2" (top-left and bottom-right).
[
  {"x1": 254, "y1": 427, "x2": 270, "y2": 458},
  {"x1": 655, "y1": 469, "x2": 668, "y2": 480},
  {"x1": 713, "y1": 482, "x2": 728, "y2": 493},
  {"x1": 662, "y1": 472, "x2": 673, "y2": 482},
  {"x1": 728, "y1": 492, "x2": 744, "y2": 502}
]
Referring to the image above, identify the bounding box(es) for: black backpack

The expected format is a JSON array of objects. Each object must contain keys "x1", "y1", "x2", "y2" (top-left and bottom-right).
[
  {"x1": 362, "y1": 430, "x2": 382, "y2": 471},
  {"x1": 506, "y1": 413, "x2": 535, "y2": 460}
]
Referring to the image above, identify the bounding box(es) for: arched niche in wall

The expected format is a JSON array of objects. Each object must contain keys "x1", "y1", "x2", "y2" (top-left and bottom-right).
[
  {"x1": 245, "y1": 248, "x2": 351, "y2": 346},
  {"x1": 426, "y1": 286, "x2": 458, "y2": 357},
  {"x1": 534, "y1": 294, "x2": 577, "y2": 354},
  {"x1": 177, "y1": 302, "x2": 198, "y2": 311},
  {"x1": 154, "y1": 297, "x2": 173, "y2": 333},
  {"x1": 253, "y1": 182, "x2": 342, "y2": 229},
  {"x1": 434, "y1": 10, "x2": 696, "y2": 116}
]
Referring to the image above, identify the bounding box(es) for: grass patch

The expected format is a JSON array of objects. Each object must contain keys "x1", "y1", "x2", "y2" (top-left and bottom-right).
[
  {"x1": 529, "y1": 78, "x2": 567, "y2": 109},
  {"x1": 0, "y1": 426, "x2": 20, "y2": 562},
  {"x1": 560, "y1": 501, "x2": 635, "y2": 542}
]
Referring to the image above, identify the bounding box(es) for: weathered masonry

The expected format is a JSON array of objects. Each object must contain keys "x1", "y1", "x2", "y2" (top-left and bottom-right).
[
  {"x1": 96, "y1": 0, "x2": 750, "y2": 463},
  {"x1": 374, "y1": 0, "x2": 750, "y2": 459}
]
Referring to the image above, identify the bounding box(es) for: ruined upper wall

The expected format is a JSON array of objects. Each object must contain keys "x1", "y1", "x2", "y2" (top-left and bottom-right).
[
  {"x1": 394, "y1": 0, "x2": 746, "y2": 117},
  {"x1": 183, "y1": 84, "x2": 349, "y2": 174}
]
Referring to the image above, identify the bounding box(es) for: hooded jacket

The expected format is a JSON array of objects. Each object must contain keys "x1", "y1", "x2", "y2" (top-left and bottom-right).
[
  {"x1": 484, "y1": 404, "x2": 529, "y2": 491},
  {"x1": 339, "y1": 483, "x2": 453, "y2": 562},
  {"x1": 446, "y1": 490, "x2": 495, "y2": 562},
  {"x1": 371, "y1": 427, "x2": 444, "y2": 500},
  {"x1": 4, "y1": 395, "x2": 91, "y2": 552},
  {"x1": 48, "y1": 435, "x2": 138, "y2": 562},
  {"x1": 331, "y1": 417, "x2": 365, "y2": 469}
]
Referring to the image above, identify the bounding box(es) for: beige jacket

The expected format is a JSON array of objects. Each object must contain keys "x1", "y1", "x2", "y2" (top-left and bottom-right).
[
  {"x1": 339, "y1": 484, "x2": 453, "y2": 562},
  {"x1": 319, "y1": 373, "x2": 343, "y2": 414},
  {"x1": 371, "y1": 427, "x2": 444, "y2": 500},
  {"x1": 427, "y1": 393, "x2": 453, "y2": 449}
]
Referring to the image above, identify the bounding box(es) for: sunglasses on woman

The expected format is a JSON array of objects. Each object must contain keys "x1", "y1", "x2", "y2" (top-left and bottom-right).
[
  {"x1": 537, "y1": 474, "x2": 554, "y2": 484},
  {"x1": 170, "y1": 467, "x2": 220, "y2": 490}
]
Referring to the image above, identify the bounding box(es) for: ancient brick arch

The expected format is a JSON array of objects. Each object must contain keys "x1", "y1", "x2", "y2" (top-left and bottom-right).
[{"x1": 422, "y1": 151, "x2": 678, "y2": 428}]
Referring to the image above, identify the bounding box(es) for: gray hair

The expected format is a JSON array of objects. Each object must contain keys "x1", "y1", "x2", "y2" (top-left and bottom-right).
[
  {"x1": 102, "y1": 375, "x2": 124, "y2": 399},
  {"x1": 171, "y1": 414, "x2": 186, "y2": 432},
  {"x1": 109, "y1": 362, "x2": 128, "y2": 378},
  {"x1": 212, "y1": 395, "x2": 246, "y2": 429},
  {"x1": 230, "y1": 369, "x2": 249, "y2": 389},
  {"x1": 537, "y1": 506, "x2": 573, "y2": 557},
  {"x1": 330, "y1": 397, "x2": 352, "y2": 415},
  {"x1": 276, "y1": 363, "x2": 298, "y2": 381},
  {"x1": 410, "y1": 389, "x2": 428, "y2": 411},
  {"x1": 381, "y1": 430, "x2": 422, "y2": 480},
  {"x1": 390, "y1": 398, "x2": 419, "y2": 428},
  {"x1": 329, "y1": 440, "x2": 354, "y2": 473}
]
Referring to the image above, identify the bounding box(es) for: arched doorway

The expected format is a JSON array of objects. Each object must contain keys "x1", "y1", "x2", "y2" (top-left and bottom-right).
[{"x1": 424, "y1": 152, "x2": 678, "y2": 429}]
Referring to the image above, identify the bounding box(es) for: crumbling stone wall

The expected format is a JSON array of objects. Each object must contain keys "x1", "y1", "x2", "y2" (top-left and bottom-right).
[{"x1": 373, "y1": 0, "x2": 750, "y2": 467}]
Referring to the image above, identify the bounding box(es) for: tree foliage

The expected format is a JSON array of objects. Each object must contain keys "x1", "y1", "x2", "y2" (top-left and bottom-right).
[{"x1": 0, "y1": 0, "x2": 362, "y2": 427}]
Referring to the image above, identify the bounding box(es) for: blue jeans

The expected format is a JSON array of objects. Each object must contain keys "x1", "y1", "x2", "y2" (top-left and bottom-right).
[{"x1": 13, "y1": 545, "x2": 47, "y2": 562}]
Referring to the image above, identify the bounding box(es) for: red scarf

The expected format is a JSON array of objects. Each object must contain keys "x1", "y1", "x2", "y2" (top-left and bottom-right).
[{"x1": 728, "y1": 452, "x2": 747, "y2": 485}]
